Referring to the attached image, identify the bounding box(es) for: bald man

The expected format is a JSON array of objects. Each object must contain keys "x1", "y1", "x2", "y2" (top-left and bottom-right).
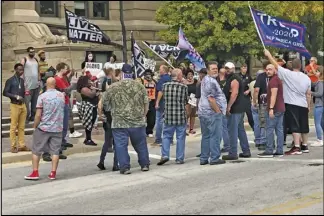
[
  {"x1": 157, "y1": 68, "x2": 188, "y2": 165},
  {"x1": 153, "y1": 64, "x2": 171, "y2": 146},
  {"x1": 25, "y1": 77, "x2": 66, "y2": 181}
]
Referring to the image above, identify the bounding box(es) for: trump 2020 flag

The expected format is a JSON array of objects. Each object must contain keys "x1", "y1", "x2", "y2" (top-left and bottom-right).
[
  {"x1": 131, "y1": 31, "x2": 146, "y2": 78},
  {"x1": 250, "y1": 7, "x2": 311, "y2": 59},
  {"x1": 142, "y1": 41, "x2": 189, "y2": 64},
  {"x1": 65, "y1": 8, "x2": 111, "y2": 45},
  {"x1": 177, "y1": 27, "x2": 206, "y2": 70}
]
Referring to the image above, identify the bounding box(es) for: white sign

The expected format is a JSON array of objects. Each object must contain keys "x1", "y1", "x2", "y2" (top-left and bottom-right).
[
  {"x1": 188, "y1": 93, "x2": 197, "y2": 107},
  {"x1": 85, "y1": 62, "x2": 103, "y2": 77}
]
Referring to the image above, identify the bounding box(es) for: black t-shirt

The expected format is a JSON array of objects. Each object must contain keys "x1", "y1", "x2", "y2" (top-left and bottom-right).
[
  {"x1": 254, "y1": 72, "x2": 269, "y2": 105},
  {"x1": 187, "y1": 79, "x2": 198, "y2": 96}
]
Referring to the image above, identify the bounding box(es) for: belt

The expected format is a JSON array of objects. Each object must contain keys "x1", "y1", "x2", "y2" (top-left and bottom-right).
[{"x1": 11, "y1": 101, "x2": 24, "y2": 105}]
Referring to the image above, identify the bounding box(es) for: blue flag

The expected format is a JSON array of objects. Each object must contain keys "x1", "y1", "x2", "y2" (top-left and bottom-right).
[
  {"x1": 250, "y1": 7, "x2": 311, "y2": 59},
  {"x1": 177, "y1": 27, "x2": 206, "y2": 70}
]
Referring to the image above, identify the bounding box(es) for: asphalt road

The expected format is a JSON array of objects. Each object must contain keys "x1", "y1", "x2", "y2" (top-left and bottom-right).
[{"x1": 2, "y1": 131, "x2": 323, "y2": 215}]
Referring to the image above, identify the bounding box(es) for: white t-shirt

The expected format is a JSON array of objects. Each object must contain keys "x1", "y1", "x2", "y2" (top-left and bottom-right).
[
  {"x1": 277, "y1": 66, "x2": 311, "y2": 108},
  {"x1": 103, "y1": 62, "x2": 118, "y2": 70}
]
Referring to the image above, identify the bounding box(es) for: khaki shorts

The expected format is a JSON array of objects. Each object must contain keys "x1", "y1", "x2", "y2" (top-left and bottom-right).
[{"x1": 32, "y1": 128, "x2": 62, "y2": 156}]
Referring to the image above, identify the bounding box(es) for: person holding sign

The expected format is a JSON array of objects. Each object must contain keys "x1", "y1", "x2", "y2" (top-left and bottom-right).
[
  {"x1": 184, "y1": 69, "x2": 198, "y2": 134},
  {"x1": 103, "y1": 54, "x2": 118, "y2": 70},
  {"x1": 81, "y1": 52, "x2": 95, "y2": 70}
]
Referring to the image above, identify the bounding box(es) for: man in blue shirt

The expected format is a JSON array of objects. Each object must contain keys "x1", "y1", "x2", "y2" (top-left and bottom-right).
[
  {"x1": 153, "y1": 65, "x2": 171, "y2": 146},
  {"x1": 198, "y1": 62, "x2": 227, "y2": 165}
]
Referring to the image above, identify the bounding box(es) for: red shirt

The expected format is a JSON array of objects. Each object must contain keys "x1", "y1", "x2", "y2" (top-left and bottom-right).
[
  {"x1": 55, "y1": 76, "x2": 70, "y2": 105},
  {"x1": 267, "y1": 75, "x2": 285, "y2": 113},
  {"x1": 305, "y1": 64, "x2": 319, "y2": 82}
]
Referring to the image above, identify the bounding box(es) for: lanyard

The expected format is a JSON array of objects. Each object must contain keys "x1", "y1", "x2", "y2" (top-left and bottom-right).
[{"x1": 15, "y1": 75, "x2": 21, "y2": 89}]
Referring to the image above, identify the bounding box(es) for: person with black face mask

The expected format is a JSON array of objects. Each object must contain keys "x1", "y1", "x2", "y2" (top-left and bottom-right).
[{"x1": 21, "y1": 47, "x2": 40, "y2": 122}]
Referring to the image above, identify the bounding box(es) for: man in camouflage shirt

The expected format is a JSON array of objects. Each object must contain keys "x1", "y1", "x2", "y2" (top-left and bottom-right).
[{"x1": 102, "y1": 64, "x2": 150, "y2": 175}]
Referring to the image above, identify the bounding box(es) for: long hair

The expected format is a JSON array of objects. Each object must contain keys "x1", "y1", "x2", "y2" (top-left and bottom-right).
[{"x1": 77, "y1": 75, "x2": 90, "y2": 93}]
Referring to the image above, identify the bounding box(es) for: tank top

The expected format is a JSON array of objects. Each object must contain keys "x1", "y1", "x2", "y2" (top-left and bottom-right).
[
  {"x1": 187, "y1": 79, "x2": 198, "y2": 96},
  {"x1": 24, "y1": 58, "x2": 39, "y2": 90},
  {"x1": 222, "y1": 73, "x2": 245, "y2": 113}
]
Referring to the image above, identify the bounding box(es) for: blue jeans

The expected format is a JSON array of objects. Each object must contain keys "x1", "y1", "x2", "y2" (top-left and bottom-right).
[
  {"x1": 314, "y1": 106, "x2": 324, "y2": 140},
  {"x1": 221, "y1": 114, "x2": 230, "y2": 151},
  {"x1": 265, "y1": 112, "x2": 284, "y2": 154},
  {"x1": 252, "y1": 106, "x2": 266, "y2": 145},
  {"x1": 200, "y1": 113, "x2": 223, "y2": 162},
  {"x1": 112, "y1": 127, "x2": 150, "y2": 170},
  {"x1": 227, "y1": 113, "x2": 250, "y2": 156},
  {"x1": 100, "y1": 122, "x2": 118, "y2": 166},
  {"x1": 62, "y1": 104, "x2": 69, "y2": 145},
  {"x1": 155, "y1": 108, "x2": 164, "y2": 144},
  {"x1": 161, "y1": 123, "x2": 186, "y2": 161}
]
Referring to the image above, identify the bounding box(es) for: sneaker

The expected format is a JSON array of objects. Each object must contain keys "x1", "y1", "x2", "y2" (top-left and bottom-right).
[
  {"x1": 112, "y1": 166, "x2": 120, "y2": 172},
  {"x1": 84, "y1": 140, "x2": 97, "y2": 146},
  {"x1": 148, "y1": 134, "x2": 154, "y2": 138},
  {"x1": 301, "y1": 144, "x2": 309, "y2": 153},
  {"x1": 150, "y1": 142, "x2": 160, "y2": 147},
  {"x1": 120, "y1": 169, "x2": 131, "y2": 175},
  {"x1": 141, "y1": 165, "x2": 150, "y2": 172},
  {"x1": 189, "y1": 129, "x2": 196, "y2": 134},
  {"x1": 24, "y1": 171, "x2": 39, "y2": 180},
  {"x1": 175, "y1": 160, "x2": 184, "y2": 164},
  {"x1": 222, "y1": 155, "x2": 238, "y2": 161},
  {"x1": 273, "y1": 152, "x2": 284, "y2": 157},
  {"x1": 69, "y1": 131, "x2": 83, "y2": 138},
  {"x1": 257, "y1": 152, "x2": 274, "y2": 158},
  {"x1": 18, "y1": 146, "x2": 31, "y2": 152},
  {"x1": 311, "y1": 140, "x2": 324, "y2": 147},
  {"x1": 200, "y1": 161, "x2": 209, "y2": 165},
  {"x1": 239, "y1": 153, "x2": 251, "y2": 158},
  {"x1": 43, "y1": 155, "x2": 52, "y2": 162},
  {"x1": 97, "y1": 162, "x2": 106, "y2": 170},
  {"x1": 210, "y1": 159, "x2": 226, "y2": 165},
  {"x1": 157, "y1": 157, "x2": 169, "y2": 166},
  {"x1": 11, "y1": 147, "x2": 18, "y2": 153},
  {"x1": 63, "y1": 143, "x2": 74, "y2": 148},
  {"x1": 59, "y1": 154, "x2": 67, "y2": 160},
  {"x1": 48, "y1": 171, "x2": 56, "y2": 180},
  {"x1": 285, "y1": 146, "x2": 302, "y2": 155}
]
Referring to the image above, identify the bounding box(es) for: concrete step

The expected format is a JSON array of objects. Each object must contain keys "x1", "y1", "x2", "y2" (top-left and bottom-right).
[{"x1": 1, "y1": 121, "x2": 103, "y2": 138}]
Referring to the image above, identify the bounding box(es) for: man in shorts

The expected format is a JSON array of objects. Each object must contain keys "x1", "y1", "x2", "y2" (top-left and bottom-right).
[
  {"x1": 24, "y1": 77, "x2": 65, "y2": 180},
  {"x1": 264, "y1": 49, "x2": 312, "y2": 155}
]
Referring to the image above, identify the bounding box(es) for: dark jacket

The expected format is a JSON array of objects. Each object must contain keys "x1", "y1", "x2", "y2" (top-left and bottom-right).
[{"x1": 3, "y1": 74, "x2": 25, "y2": 104}]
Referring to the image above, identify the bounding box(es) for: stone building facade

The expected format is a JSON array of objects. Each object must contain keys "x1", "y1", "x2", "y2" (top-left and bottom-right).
[{"x1": 1, "y1": 1, "x2": 168, "y2": 82}]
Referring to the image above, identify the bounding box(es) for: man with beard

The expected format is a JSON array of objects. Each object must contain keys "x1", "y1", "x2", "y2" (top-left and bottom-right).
[
  {"x1": 222, "y1": 62, "x2": 251, "y2": 160},
  {"x1": 21, "y1": 47, "x2": 40, "y2": 122}
]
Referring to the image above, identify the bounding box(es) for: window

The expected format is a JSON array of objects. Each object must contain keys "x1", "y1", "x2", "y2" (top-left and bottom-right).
[
  {"x1": 74, "y1": 1, "x2": 87, "y2": 17},
  {"x1": 92, "y1": 1, "x2": 109, "y2": 19},
  {"x1": 73, "y1": 1, "x2": 109, "y2": 19},
  {"x1": 93, "y1": 51, "x2": 113, "y2": 64},
  {"x1": 36, "y1": 1, "x2": 58, "y2": 17}
]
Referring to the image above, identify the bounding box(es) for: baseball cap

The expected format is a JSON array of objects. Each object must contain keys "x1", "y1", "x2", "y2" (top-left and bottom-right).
[
  {"x1": 121, "y1": 64, "x2": 133, "y2": 74},
  {"x1": 224, "y1": 62, "x2": 235, "y2": 69}
]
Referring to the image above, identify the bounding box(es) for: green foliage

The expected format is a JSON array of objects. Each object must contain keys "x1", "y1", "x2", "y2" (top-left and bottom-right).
[{"x1": 155, "y1": 1, "x2": 323, "y2": 62}]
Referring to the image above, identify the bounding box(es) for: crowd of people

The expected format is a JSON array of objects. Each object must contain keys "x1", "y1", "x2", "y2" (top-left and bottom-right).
[{"x1": 3, "y1": 47, "x2": 323, "y2": 179}]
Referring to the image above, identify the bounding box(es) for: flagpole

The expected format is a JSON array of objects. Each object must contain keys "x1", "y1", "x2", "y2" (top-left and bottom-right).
[
  {"x1": 130, "y1": 31, "x2": 138, "y2": 79},
  {"x1": 141, "y1": 41, "x2": 175, "y2": 69},
  {"x1": 248, "y1": 2, "x2": 266, "y2": 50}
]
